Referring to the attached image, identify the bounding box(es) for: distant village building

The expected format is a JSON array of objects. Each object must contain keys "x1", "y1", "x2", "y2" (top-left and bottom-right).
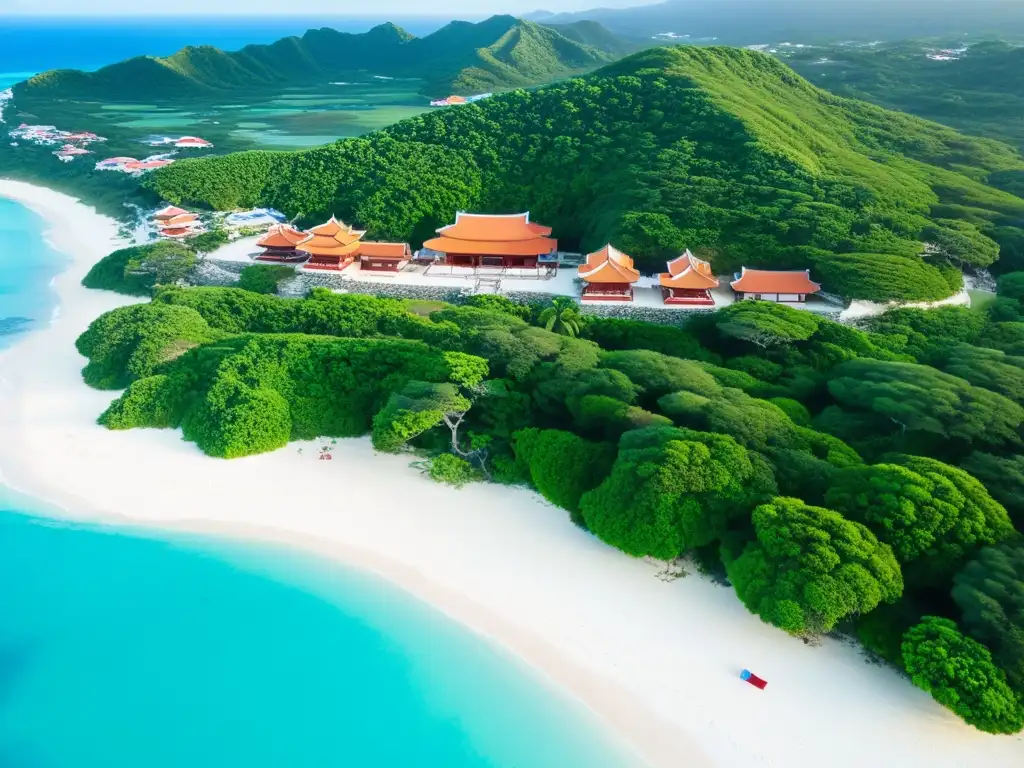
[
  {"x1": 356, "y1": 242, "x2": 412, "y2": 272},
  {"x1": 144, "y1": 134, "x2": 214, "y2": 149},
  {"x1": 154, "y1": 206, "x2": 189, "y2": 222},
  {"x1": 578, "y1": 244, "x2": 641, "y2": 302},
  {"x1": 657, "y1": 250, "x2": 718, "y2": 305},
  {"x1": 422, "y1": 212, "x2": 557, "y2": 269},
  {"x1": 730, "y1": 268, "x2": 821, "y2": 303},
  {"x1": 299, "y1": 217, "x2": 366, "y2": 270},
  {"x1": 54, "y1": 144, "x2": 91, "y2": 162},
  {"x1": 255, "y1": 225, "x2": 309, "y2": 262},
  {"x1": 175, "y1": 136, "x2": 213, "y2": 148},
  {"x1": 152, "y1": 207, "x2": 202, "y2": 238},
  {"x1": 99, "y1": 156, "x2": 174, "y2": 174},
  {"x1": 429, "y1": 93, "x2": 492, "y2": 107}
]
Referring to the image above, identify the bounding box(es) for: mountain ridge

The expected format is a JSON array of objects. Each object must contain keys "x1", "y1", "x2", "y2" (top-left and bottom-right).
[{"x1": 13, "y1": 16, "x2": 625, "y2": 101}]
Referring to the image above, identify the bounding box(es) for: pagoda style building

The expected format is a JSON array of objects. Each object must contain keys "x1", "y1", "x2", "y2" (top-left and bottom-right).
[
  {"x1": 153, "y1": 205, "x2": 188, "y2": 222},
  {"x1": 730, "y1": 268, "x2": 821, "y2": 303},
  {"x1": 156, "y1": 212, "x2": 201, "y2": 239},
  {"x1": 578, "y1": 244, "x2": 641, "y2": 301},
  {"x1": 658, "y1": 250, "x2": 719, "y2": 305},
  {"x1": 298, "y1": 217, "x2": 366, "y2": 270},
  {"x1": 422, "y1": 212, "x2": 557, "y2": 269},
  {"x1": 255, "y1": 225, "x2": 309, "y2": 262},
  {"x1": 357, "y1": 242, "x2": 412, "y2": 272}
]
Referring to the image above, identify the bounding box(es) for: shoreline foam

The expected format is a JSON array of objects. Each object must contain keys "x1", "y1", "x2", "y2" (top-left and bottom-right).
[{"x1": 1, "y1": 179, "x2": 1022, "y2": 767}]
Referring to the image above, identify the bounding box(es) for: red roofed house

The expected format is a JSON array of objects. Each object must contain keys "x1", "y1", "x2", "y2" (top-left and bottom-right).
[
  {"x1": 578, "y1": 244, "x2": 641, "y2": 301},
  {"x1": 175, "y1": 136, "x2": 213, "y2": 148},
  {"x1": 730, "y1": 268, "x2": 821, "y2": 303},
  {"x1": 255, "y1": 224, "x2": 309, "y2": 262},
  {"x1": 422, "y1": 212, "x2": 556, "y2": 269},
  {"x1": 157, "y1": 213, "x2": 201, "y2": 239},
  {"x1": 658, "y1": 250, "x2": 719, "y2": 305},
  {"x1": 154, "y1": 205, "x2": 189, "y2": 222},
  {"x1": 357, "y1": 242, "x2": 412, "y2": 272}
]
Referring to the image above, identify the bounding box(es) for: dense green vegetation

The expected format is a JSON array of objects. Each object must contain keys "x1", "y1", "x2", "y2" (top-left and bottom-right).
[
  {"x1": 238, "y1": 264, "x2": 296, "y2": 295},
  {"x1": 81, "y1": 241, "x2": 198, "y2": 296},
  {"x1": 785, "y1": 40, "x2": 1024, "y2": 154},
  {"x1": 76, "y1": 280, "x2": 1024, "y2": 731},
  {"x1": 150, "y1": 46, "x2": 1024, "y2": 301},
  {"x1": 14, "y1": 16, "x2": 622, "y2": 102}
]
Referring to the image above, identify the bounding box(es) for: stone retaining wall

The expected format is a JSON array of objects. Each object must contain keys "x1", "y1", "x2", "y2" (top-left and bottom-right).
[{"x1": 193, "y1": 259, "x2": 843, "y2": 324}]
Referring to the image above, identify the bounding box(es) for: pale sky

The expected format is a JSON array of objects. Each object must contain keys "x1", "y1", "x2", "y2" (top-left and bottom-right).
[{"x1": 0, "y1": 0, "x2": 650, "y2": 15}]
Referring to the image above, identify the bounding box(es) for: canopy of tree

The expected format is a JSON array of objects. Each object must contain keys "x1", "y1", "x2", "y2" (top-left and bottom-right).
[
  {"x1": 952, "y1": 543, "x2": 1024, "y2": 697},
  {"x1": 902, "y1": 616, "x2": 1024, "y2": 734},
  {"x1": 82, "y1": 241, "x2": 198, "y2": 296},
  {"x1": 825, "y1": 456, "x2": 1014, "y2": 586},
  {"x1": 726, "y1": 497, "x2": 903, "y2": 636},
  {"x1": 579, "y1": 426, "x2": 775, "y2": 560}
]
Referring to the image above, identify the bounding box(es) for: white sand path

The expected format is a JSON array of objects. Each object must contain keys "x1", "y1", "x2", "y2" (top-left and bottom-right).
[{"x1": 1, "y1": 180, "x2": 1022, "y2": 767}]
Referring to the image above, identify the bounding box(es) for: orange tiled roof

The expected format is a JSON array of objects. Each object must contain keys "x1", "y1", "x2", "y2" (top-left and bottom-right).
[
  {"x1": 730, "y1": 268, "x2": 821, "y2": 295},
  {"x1": 423, "y1": 212, "x2": 557, "y2": 256},
  {"x1": 578, "y1": 244, "x2": 641, "y2": 284},
  {"x1": 306, "y1": 216, "x2": 366, "y2": 245},
  {"x1": 158, "y1": 213, "x2": 198, "y2": 228},
  {"x1": 257, "y1": 224, "x2": 307, "y2": 249},
  {"x1": 357, "y1": 242, "x2": 411, "y2": 259},
  {"x1": 298, "y1": 216, "x2": 366, "y2": 257},
  {"x1": 659, "y1": 251, "x2": 719, "y2": 290},
  {"x1": 154, "y1": 205, "x2": 188, "y2": 220}
]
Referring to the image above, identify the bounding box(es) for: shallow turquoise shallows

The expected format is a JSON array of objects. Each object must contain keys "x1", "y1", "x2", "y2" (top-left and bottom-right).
[
  {"x1": 0, "y1": 491, "x2": 634, "y2": 768},
  {"x1": 0, "y1": 197, "x2": 69, "y2": 348}
]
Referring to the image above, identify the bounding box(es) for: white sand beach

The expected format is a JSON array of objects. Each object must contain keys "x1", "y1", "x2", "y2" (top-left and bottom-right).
[{"x1": 1, "y1": 179, "x2": 1022, "y2": 767}]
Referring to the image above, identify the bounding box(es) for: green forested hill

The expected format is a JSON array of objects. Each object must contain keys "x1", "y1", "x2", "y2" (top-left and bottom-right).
[
  {"x1": 150, "y1": 46, "x2": 1024, "y2": 302},
  {"x1": 13, "y1": 16, "x2": 620, "y2": 101},
  {"x1": 784, "y1": 41, "x2": 1024, "y2": 152}
]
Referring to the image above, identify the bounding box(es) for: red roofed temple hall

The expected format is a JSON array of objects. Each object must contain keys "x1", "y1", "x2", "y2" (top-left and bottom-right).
[
  {"x1": 578, "y1": 244, "x2": 641, "y2": 301},
  {"x1": 357, "y1": 242, "x2": 412, "y2": 272},
  {"x1": 658, "y1": 250, "x2": 719, "y2": 305},
  {"x1": 255, "y1": 225, "x2": 309, "y2": 262},
  {"x1": 298, "y1": 217, "x2": 366, "y2": 270},
  {"x1": 422, "y1": 212, "x2": 557, "y2": 269},
  {"x1": 730, "y1": 268, "x2": 821, "y2": 303}
]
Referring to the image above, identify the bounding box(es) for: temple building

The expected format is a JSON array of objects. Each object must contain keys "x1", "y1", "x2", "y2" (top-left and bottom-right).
[
  {"x1": 422, "y1": 212, "x2": 557, "y2": 269},
  {"x1": 730, "y1": 268, "x2": 821, "y2": 303},
  {"x1": 156, "y1": 212, "x2": 201, "y2": 239},
  {"x1": 298, "y1": 217, "x2": 366, "y2": 270},
  {"x1": 658, "y1": 250, "x2": 719, "y2": 305},
  {"x1": 357, "y1": 242, "x2": 412, "y2": 272},
  {"x1": 578, "y1": 244, "x2": 641, "y2": 301},
  {"x1": 255, "y1": 225, "x2": 309, "y2": 262},
  {"x1": 153, "y1": 205, "x2": 189, "y2": 222}
]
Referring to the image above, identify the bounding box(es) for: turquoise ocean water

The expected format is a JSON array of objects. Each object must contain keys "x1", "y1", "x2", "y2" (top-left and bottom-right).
[
  {"x1": 0, "y1": 201, "x2": 634, "y2": 766},
  {"x1": 0, "y1": 198, "x2": 69, "y2": 348}
]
